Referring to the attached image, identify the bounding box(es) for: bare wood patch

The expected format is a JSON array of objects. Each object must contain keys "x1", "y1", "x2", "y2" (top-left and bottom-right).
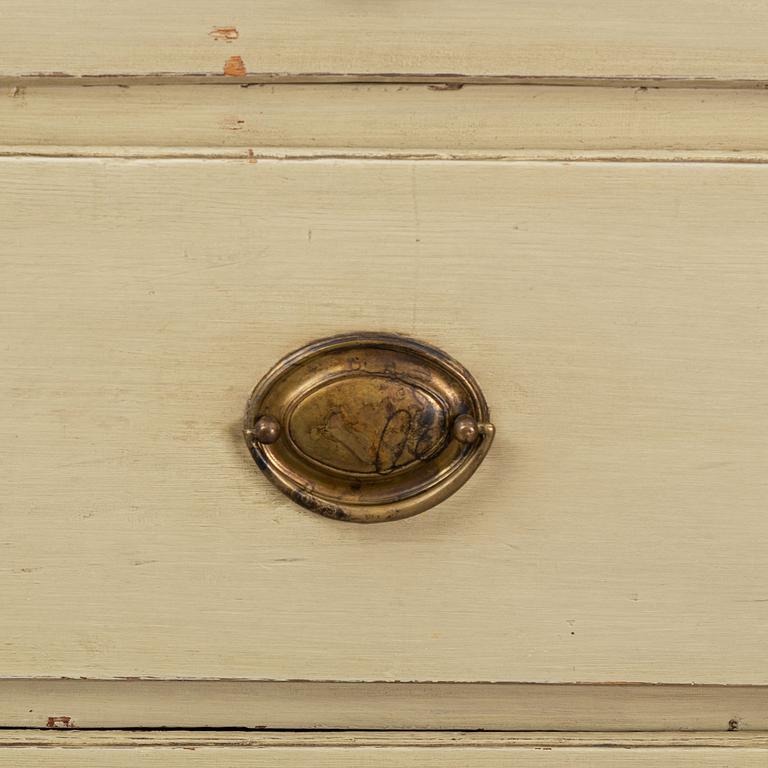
[{"x1": 209, "y1": 27, "x2": 239, "y2": 43}]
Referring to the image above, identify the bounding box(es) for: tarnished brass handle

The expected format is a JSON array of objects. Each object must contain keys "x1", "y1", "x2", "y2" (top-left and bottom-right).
[{"x1": 243, "y1": 333, "x2": 495, "y2": 523}]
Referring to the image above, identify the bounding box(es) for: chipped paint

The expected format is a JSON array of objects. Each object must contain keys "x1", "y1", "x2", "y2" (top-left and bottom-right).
[
  {"x1": 209, "y1": 27, "x2": 239, "y2": 42},
  {"x1": 221, "y1": 116, "x2": 246, "y2": 131},
  {"x1": 47, "y1": 716, "x2": 74, "y2": 729},
  {"x1": 224, "y1": 55, "x2": 246, "y2": 77}
]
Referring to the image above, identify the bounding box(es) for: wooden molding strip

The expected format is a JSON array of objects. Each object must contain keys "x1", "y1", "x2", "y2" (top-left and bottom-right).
[
  {"x1": 3, "y1": 84, "x2": 768, "y2": 160},
  {"x1": 2, "y1": 680, "x2": 768, "y2": 731},
  {"x1": 2, "y1": 731, "x2": 768, "y2": 749},
  {"x1": 1, "y1": 733, "x2": 768, "y2": 768}
]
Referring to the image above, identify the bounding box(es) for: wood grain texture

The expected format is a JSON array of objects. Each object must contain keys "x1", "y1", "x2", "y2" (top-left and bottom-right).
[
  {"x1": 4, "y1": 84, "x2": 768, "y2": 155},
  {"x1": 1, "y1": 751, "x2": 765, "y2": 768},
  {"x1": 1, "y1": 158, "x2": 767, "y2": 683},
  {"x1": 2, "y1": 1, "x2": 768, "y2": 82},
  {"x1": 2, "y1": 680, "x2": 768, "y2": 730},
  {"x1": 5, "y1": 731, "x2": 768, "y2": 748},
  {"x1": 0, "y1": 734, "x2": 767, "y2": 767}
]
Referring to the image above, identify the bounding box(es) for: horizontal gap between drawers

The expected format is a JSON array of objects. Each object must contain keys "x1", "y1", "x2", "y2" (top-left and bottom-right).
[
  {"x1": 1, "y1": 680, "x2": 767, "y2": 731},
  {"x1": 3, "y1": 149, "x2": 768, "y2": 164},
  {"x1": 4, "y1": 74, "x2": 768, "y2": 89}
]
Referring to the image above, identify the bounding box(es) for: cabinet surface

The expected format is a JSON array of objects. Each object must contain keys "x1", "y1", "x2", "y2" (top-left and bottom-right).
[{"x1": 1, "y1": 0, "x2": 767, "y2": 746}]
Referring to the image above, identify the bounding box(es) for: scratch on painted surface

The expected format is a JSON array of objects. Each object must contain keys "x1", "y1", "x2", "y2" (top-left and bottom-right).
[
  {"x1": 209, "y1": 27, "x2": 239, "y2": 42},
  {"x1": 224, "y1": 55, "x2": 246, "y2": 77}
]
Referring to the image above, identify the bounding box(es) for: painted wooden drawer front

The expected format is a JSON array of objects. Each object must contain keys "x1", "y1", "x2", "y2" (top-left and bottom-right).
[{"x1": 1, "y1": 157, "x2": 767, "y2": 686}]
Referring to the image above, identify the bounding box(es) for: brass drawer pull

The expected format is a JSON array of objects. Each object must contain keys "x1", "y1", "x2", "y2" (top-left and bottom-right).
[{"x1": 243, "y1": 333, "x2": 494, "y2": 523}]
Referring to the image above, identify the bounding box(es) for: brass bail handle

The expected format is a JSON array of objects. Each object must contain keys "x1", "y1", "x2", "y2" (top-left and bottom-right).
[{"x1": 244, "y1": 333, "x2": 495, "y2": 523}]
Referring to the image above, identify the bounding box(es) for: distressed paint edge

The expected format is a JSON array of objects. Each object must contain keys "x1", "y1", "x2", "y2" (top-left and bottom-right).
[
  {"x1": 3, "y1": 677, "x2": 768, "y2": 686},
  {"x1": 2, "y1": 147, "x2": 768, "y2": 164},
  {"x1": 3, "y1": 73, "x2": 768, "y2": 89}
]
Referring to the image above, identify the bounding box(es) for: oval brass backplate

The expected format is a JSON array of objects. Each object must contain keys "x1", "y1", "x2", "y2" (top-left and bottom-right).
[{"x1": 243, "y1": 333, "x2": 494, "y2": 523}]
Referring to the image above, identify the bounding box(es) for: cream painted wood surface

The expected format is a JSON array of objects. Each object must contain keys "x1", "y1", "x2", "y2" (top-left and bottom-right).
[
  {"x1": 1, "y1": 732, "x2": 768, "y2": 768},
  {"x1": 7, "y1": 731, "x2": 768, "y2": 749},
  {"x1": 5, "y1": 84, "x2": 768, "y2": 156},
  {"x1": 2, "y1": 1, "x2": 768, "y2": 82},
  {"x1": 3, "y1": 680, "x2": 768, "y2": 730},
  {"x1": 1, "y1": 158, "x2": 767, "y2": 684},
  {"x1": 3, "y1": 750, "x2": 766, "y2": 768}
]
